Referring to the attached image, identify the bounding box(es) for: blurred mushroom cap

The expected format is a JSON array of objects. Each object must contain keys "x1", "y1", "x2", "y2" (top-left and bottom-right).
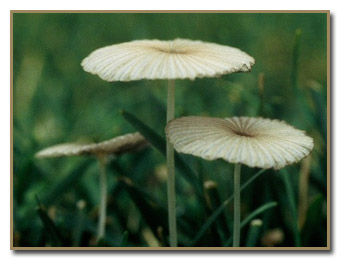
[
  {"x1": 166, "y1": 116, "x2": 314, "y2": 170},
  {"x1": 261, "y1": 228, "x2": 284, "y2": 247},
  {"x1": 36, "y1": 132, "x2": 148, "y2": 158},
  {"x1": 81, "y1": 39, "x2": 255, "y2": 82}
]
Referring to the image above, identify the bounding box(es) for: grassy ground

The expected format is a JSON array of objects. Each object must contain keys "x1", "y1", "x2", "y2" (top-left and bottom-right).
[{"x1": 12, "y1": 12, "x2": 328, "y2": 247}]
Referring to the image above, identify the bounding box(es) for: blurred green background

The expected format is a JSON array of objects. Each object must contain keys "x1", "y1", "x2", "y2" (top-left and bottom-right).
[{"x1": 13, "y1": 13, "x2": 328, "y2": 247}]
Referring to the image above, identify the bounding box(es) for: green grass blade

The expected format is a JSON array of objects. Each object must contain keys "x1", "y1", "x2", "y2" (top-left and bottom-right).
[
  {"x1": 119, "y1": 176, "x2": 194, "y2": 245},
  {"x1": 190, "y1": 169, "x2": 267, "y2": 246},
  {"x1": 73, "y1": 200, "x2": 87, "y2": 247},
  {"x1": 301, "y1": 194, "x2": 325, "y2": 246},
  {"x1": 203, "y1": 180, "x2": 226, "y2": 245},
  {"x1": 291, "y1": 28, "x2": 302, "y2": 90},
  {"x1": 285, "y1": 28, "x2": 303, "y2": 118},
  {"x1": 241, "y1": 202, "x2": 278, "y2": 228},
  {"x1": 257, "y1": 72, "x2": 265, "y2": 116},
  {"x1": 121, "y1": 110, "x2": 165, "y2": 153},
  {"x1": 224, "y1": 201, "x2": 277, "y2": 246},
  {"x1": 120, "y1": 231, "x2": 129, "y2": 247},
  {"x1": 119, "y1": 177, "x2": 168, "y2": 244},
  {"x1": 121, "y1": 110, "x2": 203, "y2": 198},
  {"x1": 310, "y1": 86, "x2": 327, "y2": 144},
  {"x1": 281, "y1": 169, "x2": 301, "y2": 247},
  {"x1": 35, "y1": 195, "x2": 65, "y2": 246},
  {"x1": 245, "y1": 219, "x2": 263, "y2": 247}
]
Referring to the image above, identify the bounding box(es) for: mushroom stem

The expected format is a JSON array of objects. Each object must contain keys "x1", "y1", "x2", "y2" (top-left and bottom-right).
[
  {"x1": 166, "y1": 79, "x2": 177, "y2": 247},
  {"x1": 96, "y1": 155, "x2": 108, "y2": 243},
  {"x1": 233, "y1": 163, "x2": 241, "y2": 247}
]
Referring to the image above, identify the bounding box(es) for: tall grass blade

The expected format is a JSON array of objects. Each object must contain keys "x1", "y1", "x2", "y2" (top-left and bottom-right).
[
  {"x1": 257, "y1": 72, "x2": 265, "y2": 116},
  {"x1": 121, "y1": 110, "x2": 165, "y2": 153},
  {"x1": 310, "y1": 84, "x2": 327, "y2": 144},
  {"x1": 281, "y1": 169, "x2": 301, "y2": 246}
]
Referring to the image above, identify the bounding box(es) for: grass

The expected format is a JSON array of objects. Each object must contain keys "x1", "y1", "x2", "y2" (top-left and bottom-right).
[{"x1": 12, "y1": 12, "x2": 328, "y2": 248}]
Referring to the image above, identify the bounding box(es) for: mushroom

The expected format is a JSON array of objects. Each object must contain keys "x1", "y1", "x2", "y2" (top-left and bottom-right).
[
  {"x1": 36, "y1": 132, "x2": 148, "y2": 243},
  {"x1": 166, "y1": 116, "x2": 314, "y2": 247},
  {"x1": 81, "y1": 38, "x2": 255, "y2": 246}
]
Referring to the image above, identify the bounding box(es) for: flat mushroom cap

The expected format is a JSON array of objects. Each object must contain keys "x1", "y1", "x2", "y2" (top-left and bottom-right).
[
  {"x1": 36, "y1": 132, "x2": 149, "y2": 158},
  {"x1": 166, "y1": 116, "x2": 314, "y2": 170},
  {"x1": 81, "y1": 39, "x2": 255, "y2": 82}
]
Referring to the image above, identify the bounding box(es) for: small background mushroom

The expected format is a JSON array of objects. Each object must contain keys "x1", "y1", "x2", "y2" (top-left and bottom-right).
[{"x1": 36, "y1": 132, "x2": 149, "y2": 243}]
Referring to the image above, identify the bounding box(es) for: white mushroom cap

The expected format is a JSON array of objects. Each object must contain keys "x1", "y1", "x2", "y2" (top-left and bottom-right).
[
  {"x1": 81, "y1": 39, "x2": 255, "y2": 82},
  {"x1": 166, "y1": 116, "x2": 314, "y2": 170},
  {"x1": 36, "y1": 132, "x2": 149, "y2": 158}
]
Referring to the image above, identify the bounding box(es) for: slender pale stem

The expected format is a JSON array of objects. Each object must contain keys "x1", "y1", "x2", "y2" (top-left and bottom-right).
[
  {"x1": 233, "y1": 163, "x2": 241, "y2": 247},
  {"x1": 166, "y1": 79, "x2": 177, "y2": 247},
  {"x1": 96, "y1": 155, "x2": 108, "y2": 243}
]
